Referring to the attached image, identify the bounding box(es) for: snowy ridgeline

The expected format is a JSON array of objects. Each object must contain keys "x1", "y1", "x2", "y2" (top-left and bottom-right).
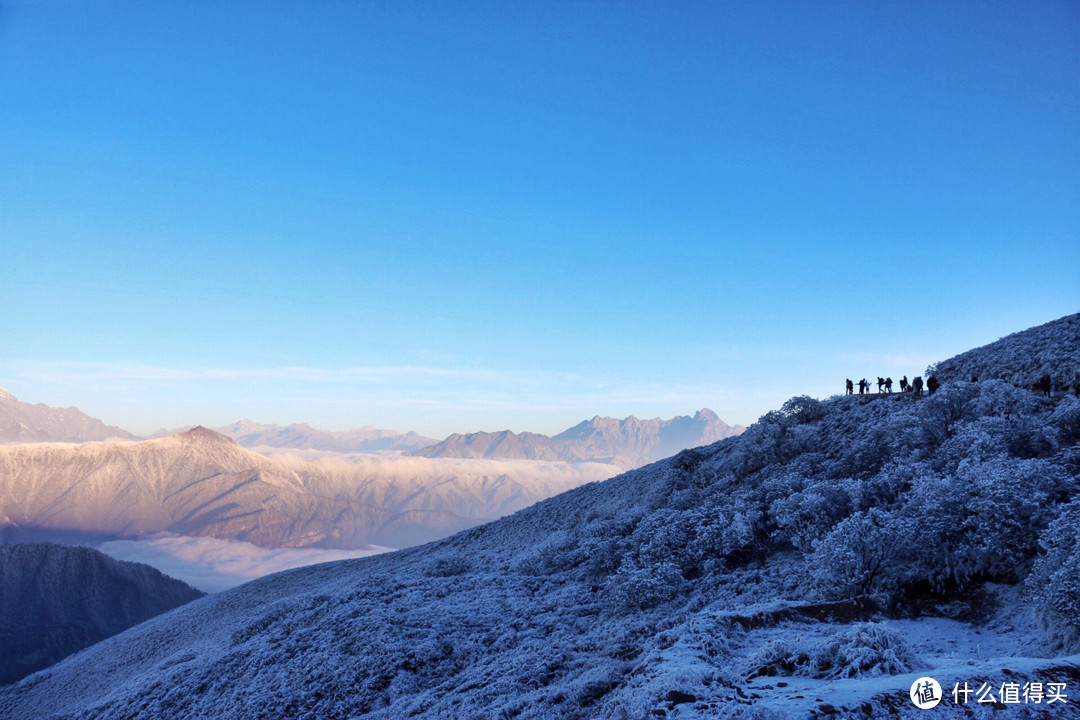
[
  {"x1": 1, "y1": 314, "x2": 1079, "y2": 719},
  {"x1": 0, "y1": 543, "x2": 204, "y2": 685},
  {"x1": 931, "y1": 312, "x2": 1080, "y2": 390}
]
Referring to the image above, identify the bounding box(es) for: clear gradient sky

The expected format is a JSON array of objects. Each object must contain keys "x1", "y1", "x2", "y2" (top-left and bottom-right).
[{"x1": 1, "y1": 1, "x2": 1078, "y2": 437}]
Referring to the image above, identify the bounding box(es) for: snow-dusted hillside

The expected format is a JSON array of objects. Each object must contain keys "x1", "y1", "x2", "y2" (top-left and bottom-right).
[
  {"x1": 0, "y1": 387, "x2": 136, "y2": 444},
  {"x1": 3, "y1": 316, "x2": 1079, "y2": 719},
  {"x1": 930, "y1": 312, "x2": 1080, "y2": 390},
  {"x1": 0, "y1": 428, "x2": 615, "y2": 550},
  {"x1": 0, "y1": 543, "x2": 203, "y2": 684}
]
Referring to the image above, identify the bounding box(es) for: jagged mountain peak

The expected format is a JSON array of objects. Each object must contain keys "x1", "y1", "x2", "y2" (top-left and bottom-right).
[
  {"x1": 175, "y1": 426, "x2": 239, "y2": 446},
  {"x1": 418, "y1": 409, "x2": 744, "y2": 467},
  {"x1": 0, "y1": 387, "x2": 137, "y2": 443}
]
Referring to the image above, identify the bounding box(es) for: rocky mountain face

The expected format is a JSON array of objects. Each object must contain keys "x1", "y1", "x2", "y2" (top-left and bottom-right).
[
  {"x1": 2, "y1": 315, "x2": 1077, "y2": 719},
  {"x1": 554, "y1": 408, "x2": 742, "y2": 465},
  {"x1": 0, "y1": 542, "x2": 203, "y2": 684},
  {"x1": 0, "y1": 428, "x2": 614, "y2": 550},
  {"x1": 414, "y1": 409, "x2": 744, "y2": 468},
  {"x1": 411, "y1": 430, "x2": 579, "y2": 462},
  {"x1": 0, "y1": 387, "x2": 136, "y2": 444},
  {"x1": 214, "y1": 419, "x2": 437, "y2": 453}
]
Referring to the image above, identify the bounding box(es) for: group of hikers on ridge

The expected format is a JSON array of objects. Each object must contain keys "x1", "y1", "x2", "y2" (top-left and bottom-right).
[
  {"x1": 845, "y1": 375, "x2": 940, "y2": 397},
  {"x1": 845, "y1": 372, "x2": 1080, "y2": 399}
]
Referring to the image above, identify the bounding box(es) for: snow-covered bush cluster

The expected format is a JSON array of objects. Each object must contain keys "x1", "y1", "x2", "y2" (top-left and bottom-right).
[
  {"x1": 930, "y1": 312, "x2": 1080, "y2": 390},
  {"x1": 748, "y1": 623, "x2": 918, "y2": 679},
  {"x1": 1027, "y1": 500, "x2": 1080, "y2": 651},
  {"x1": 3, "y1": 314, "x2": 1079, "y2": 719}
]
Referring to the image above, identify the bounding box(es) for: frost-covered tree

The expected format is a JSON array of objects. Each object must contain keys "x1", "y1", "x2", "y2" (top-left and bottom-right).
[{"x1": 810, "y1": 508, "x2": 896, "y2": 599}]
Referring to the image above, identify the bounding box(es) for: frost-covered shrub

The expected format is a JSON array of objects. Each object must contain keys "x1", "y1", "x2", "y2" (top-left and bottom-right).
[
  {"x1": 770, "y1": 478, "x2": 859, "y2": 551},
  {"x1": 746, "y1": 637, "x2": 811, "y2": 677},
  {"x1": 1028, "y1": 502, "x2": 1080, "y2": 651},
  {"x1": 714, "y1": 500, "x2": 774, "y2": 565},
  {"x1": 918, "y1": 382, "x2": 981, "y2": 447},
  {"x1": 635, "y1": 509, "x2": 693, "y2": 569},
  {"x1": 780, "y1": 395, "x2": 827, "y2": 425},
  {"x1": 807, "y1": 622, "x2": 918, "y2": 679},
  {"x1": 969, "y1": 378, "x2": 1041, "y2": 418},
  {"x1": 1049, "y1": 395, "x2": 1080, "y2": 445},
  {"x1": 895, "y1": 457, "x2": 1058, "y2": 589},
  {"x1": 747, "y1": 623, "x2": 917, "y2": 680},
  {"x1": 606, "y1": 561, "x2": 684, "y2": 611},
  {"x1": 810, "y1": 509, "x2": 896, "y2": 599},
  {"x1": 935, "y1": 416, "x2": 1013, "y2": 469},
  {"x1": 516, "y1": 532, "x2": 585, "y2": 576},
  {"x1": 730, "y1": 416, "x2": 786, "y2": 479},
  {"x1": 424, "y1": 555, "x2": 470, "y2": 577}
]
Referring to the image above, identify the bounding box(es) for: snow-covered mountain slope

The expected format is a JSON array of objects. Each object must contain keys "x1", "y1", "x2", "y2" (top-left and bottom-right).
[
  {"x1": 213, "y1": 419, "x2": 437, "y2": 453},
  {"x1": 0, "y1": 542, "x2": 203, "y2": 684},
  {"x1": 415, "y1": 408, "x2": 744, "y2": 469},
  {"x1": 0, "y1": 387, "x2": 136, "y2": 444},
  {"x1": 931, "y1": 312, "x2": 1080, "y2": 390},
  {"x1": 0, "y1": 428, "x2": 615, "y2": 550},
  {"x1": 3, "y1": 315, "x2": 1078, "y2": 719}
]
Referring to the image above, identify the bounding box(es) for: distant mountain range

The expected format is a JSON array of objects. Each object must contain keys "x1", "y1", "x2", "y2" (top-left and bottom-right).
[
  {"x1": 0, "y1": 542, "x2": 203, "y2": 684},
  {"x1": 0, "y1": 427, "x2": 614, "y2": 550},
  {"x1": 414, "y1": 409, "x2": 743, "y2": 468},
  {"x1": 0, "y1": 388, "x2": 743, "y2": 551},
  {"x1": 0, "y1": 387, "x2": 136, "y2": 444},
  {"x1": 212, "y1": 419, "x2": 438, "y2": 453},
  {"x1": 0, "y1": 386, "x2": 744, "y2": 471}
]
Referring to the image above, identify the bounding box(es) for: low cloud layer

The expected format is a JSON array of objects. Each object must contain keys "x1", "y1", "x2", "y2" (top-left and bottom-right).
[{"x1": 100, "y1": 534, "x2": 391, "y2": 593}]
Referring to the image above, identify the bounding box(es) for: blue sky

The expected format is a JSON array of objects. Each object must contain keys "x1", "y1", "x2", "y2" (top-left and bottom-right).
[{"x1": 1, "y1": 1, "x2": 1077, "y2": 437}]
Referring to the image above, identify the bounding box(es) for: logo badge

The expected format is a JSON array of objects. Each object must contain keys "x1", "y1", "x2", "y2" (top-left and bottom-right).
[{"x1": 910, "y1": 677, "x2": 942, "y2": 709}]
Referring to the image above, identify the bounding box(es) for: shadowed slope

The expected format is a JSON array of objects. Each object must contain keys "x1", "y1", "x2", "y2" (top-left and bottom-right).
[{"x1": 0, "y1": 543, "x2": 204, "y2": 684}]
